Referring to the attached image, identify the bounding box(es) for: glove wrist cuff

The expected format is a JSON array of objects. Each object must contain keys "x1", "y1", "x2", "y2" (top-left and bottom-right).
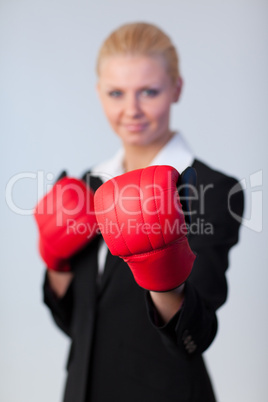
[
  {"x1": 39, "y1": 239, "x2": 71, "y2": 272},
  {"x1": 124, "y1": 238, "x2": 196, "y2": 292}
]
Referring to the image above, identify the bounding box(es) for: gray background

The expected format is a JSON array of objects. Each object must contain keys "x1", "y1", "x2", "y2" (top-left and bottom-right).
[{"x1": 1, "y1": 1, "x2": 267, "y2": 401}]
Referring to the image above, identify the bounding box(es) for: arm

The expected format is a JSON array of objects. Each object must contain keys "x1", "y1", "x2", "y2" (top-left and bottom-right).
[
  {"x1": 149, "y1": 285, "x2": 185, "y2": 324},
  {"x1": 47, "y1": 270, "x2": 74, "y2": 298},
  {"x1": 147, "y1": 172, "x2": 244, "y2": 354},
  {"x1": 43, "y1": 271, "x2": 74, "y2": 337},
  {"x1": 35, "y1": 172, "x2": 101, "y2": 333}
]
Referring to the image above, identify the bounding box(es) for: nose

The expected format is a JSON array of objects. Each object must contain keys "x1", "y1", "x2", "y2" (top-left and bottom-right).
[{"x1": 124, "y1": 93, "x2": 143, "y2": 118}]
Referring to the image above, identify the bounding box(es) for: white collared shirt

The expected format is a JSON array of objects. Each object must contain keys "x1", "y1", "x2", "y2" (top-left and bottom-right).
[{"x1": 91, "y1": 131, "x2": 194, "y2": 182}]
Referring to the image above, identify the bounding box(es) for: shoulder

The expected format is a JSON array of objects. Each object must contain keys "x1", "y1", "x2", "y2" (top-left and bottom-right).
[
  {"x1": 192, "y1": 159, "x2": 238, "y2": 188},
  {"x1": 79, "y1": 169, "x2": 103, "y2": 193},
  {"x1": 190, "y1": 159, "x2": 244, "y2": 244},
  {"x1": 192, "y1": 158, "x2": 244, "y2": 215},
  {"x1": 193, "y1": 157, "x2": 243, "y2": 206}
]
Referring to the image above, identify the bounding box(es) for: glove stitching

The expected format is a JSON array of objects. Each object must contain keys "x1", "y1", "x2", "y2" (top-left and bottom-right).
[
  {"x1": 139, "y1": 168, "x2": 154, "y2": 251},
  {"x1": 154, "y1": 166, "x2": 166, "y2": 247},
  {"x1": 113, "y1": 178, "x2": 132, "y2": 255},
  {"x1": 124, "y1": 237, "x2": 187, "y2": 259}
]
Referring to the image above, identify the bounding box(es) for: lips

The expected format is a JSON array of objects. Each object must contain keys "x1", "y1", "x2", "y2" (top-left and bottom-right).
[{"x1": 124, "y1": 123, "x2": 148, "y2": 132}]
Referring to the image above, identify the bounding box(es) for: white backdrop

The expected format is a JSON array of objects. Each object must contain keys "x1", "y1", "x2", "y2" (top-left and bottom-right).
[{"x1": 1, "y1": 1, "x2": 267, "y2": 401}]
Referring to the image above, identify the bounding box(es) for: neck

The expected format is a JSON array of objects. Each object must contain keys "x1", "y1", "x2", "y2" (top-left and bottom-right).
[{"x1": 123, "y1": 131, "x2": 174, "y2": 172}]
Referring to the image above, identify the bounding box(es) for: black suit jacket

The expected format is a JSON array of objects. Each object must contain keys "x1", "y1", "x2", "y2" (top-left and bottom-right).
[{"x1": 43, "y1": 159, "x2": 244, "y2": 402}]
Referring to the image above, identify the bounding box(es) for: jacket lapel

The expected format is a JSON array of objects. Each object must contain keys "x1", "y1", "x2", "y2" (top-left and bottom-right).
[{"x1": 98, "y1": 248, "x2": 123, "y2": 294}]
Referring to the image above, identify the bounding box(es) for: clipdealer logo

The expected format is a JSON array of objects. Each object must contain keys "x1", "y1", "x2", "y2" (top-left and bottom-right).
[
  {"x1": 4, "y1": 169, "x2": 263, "y2": 233},
  {"x1": 65, "y1": 217, "x2": 214, "y2": 239},
  {"x1": 228, "y1": 170, "x2": 263, "y2": 233}
]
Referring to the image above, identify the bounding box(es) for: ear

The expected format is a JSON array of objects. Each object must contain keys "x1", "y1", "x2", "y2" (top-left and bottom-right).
[{"x1": 173, "y1": 77, "x2": 183, "y2": 103}]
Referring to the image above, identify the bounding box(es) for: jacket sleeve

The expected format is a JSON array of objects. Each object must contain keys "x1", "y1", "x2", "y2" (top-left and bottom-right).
[
  {"x1": 40, "y1": 169, "x2": 73, "y2": 337},
  {"x1": 43, "y1": 271, "x2": 74, "y2": 338},
  {"x1": 146, "y1": 171, "x2": 244, "y2": 355}
]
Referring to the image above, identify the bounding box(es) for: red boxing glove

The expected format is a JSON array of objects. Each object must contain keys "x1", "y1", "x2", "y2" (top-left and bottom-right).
[
  {"x1": 94, "y1": 165, "x2": 196, "y2": 291},
  {"x1": 34, "y1": 176, "x2": 98, "y2": 272}
]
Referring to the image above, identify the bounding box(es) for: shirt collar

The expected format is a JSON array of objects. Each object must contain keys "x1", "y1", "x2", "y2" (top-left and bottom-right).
[{"x1": 91, "y1": 132, "x2": 194, "y2": 182}]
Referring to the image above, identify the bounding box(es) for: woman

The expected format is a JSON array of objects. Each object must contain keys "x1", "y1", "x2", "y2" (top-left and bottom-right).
[{"x1": 35, "y1": 22, "x2": 244, "y2": 402}]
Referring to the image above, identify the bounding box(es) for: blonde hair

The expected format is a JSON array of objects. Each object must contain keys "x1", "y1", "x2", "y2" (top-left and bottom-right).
[{"x1": 96, "y1": 22, "x2": 180, "y2": 83}]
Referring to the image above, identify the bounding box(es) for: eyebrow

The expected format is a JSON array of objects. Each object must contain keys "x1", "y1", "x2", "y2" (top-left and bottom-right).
[{"x1": 104, "y1": 83, "x2": 162, "y2": 90}]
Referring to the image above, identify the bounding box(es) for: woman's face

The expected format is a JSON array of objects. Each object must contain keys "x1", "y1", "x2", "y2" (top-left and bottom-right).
[{"x1": 97, "y1": 55, "x2": 182, "y2": 148}]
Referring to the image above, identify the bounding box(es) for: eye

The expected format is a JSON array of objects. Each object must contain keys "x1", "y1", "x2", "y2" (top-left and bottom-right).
[
  {"x1": 141, "y1": 88, "x2": 160, "y2": 97},
  {"x1": 108, "y1": 90, "x2": 123, "y2": 98}
]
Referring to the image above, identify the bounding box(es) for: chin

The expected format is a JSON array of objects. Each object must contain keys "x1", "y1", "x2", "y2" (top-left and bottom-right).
[
  {"x1": 121, "y1": 129, "x2": 157, "y2": 146},
  {"x1": 116, "y1": 131, "x2": 142, "y2": 145},
  {"x1": 128, "y1": 134, "x2": 153, "y2": 146}
]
